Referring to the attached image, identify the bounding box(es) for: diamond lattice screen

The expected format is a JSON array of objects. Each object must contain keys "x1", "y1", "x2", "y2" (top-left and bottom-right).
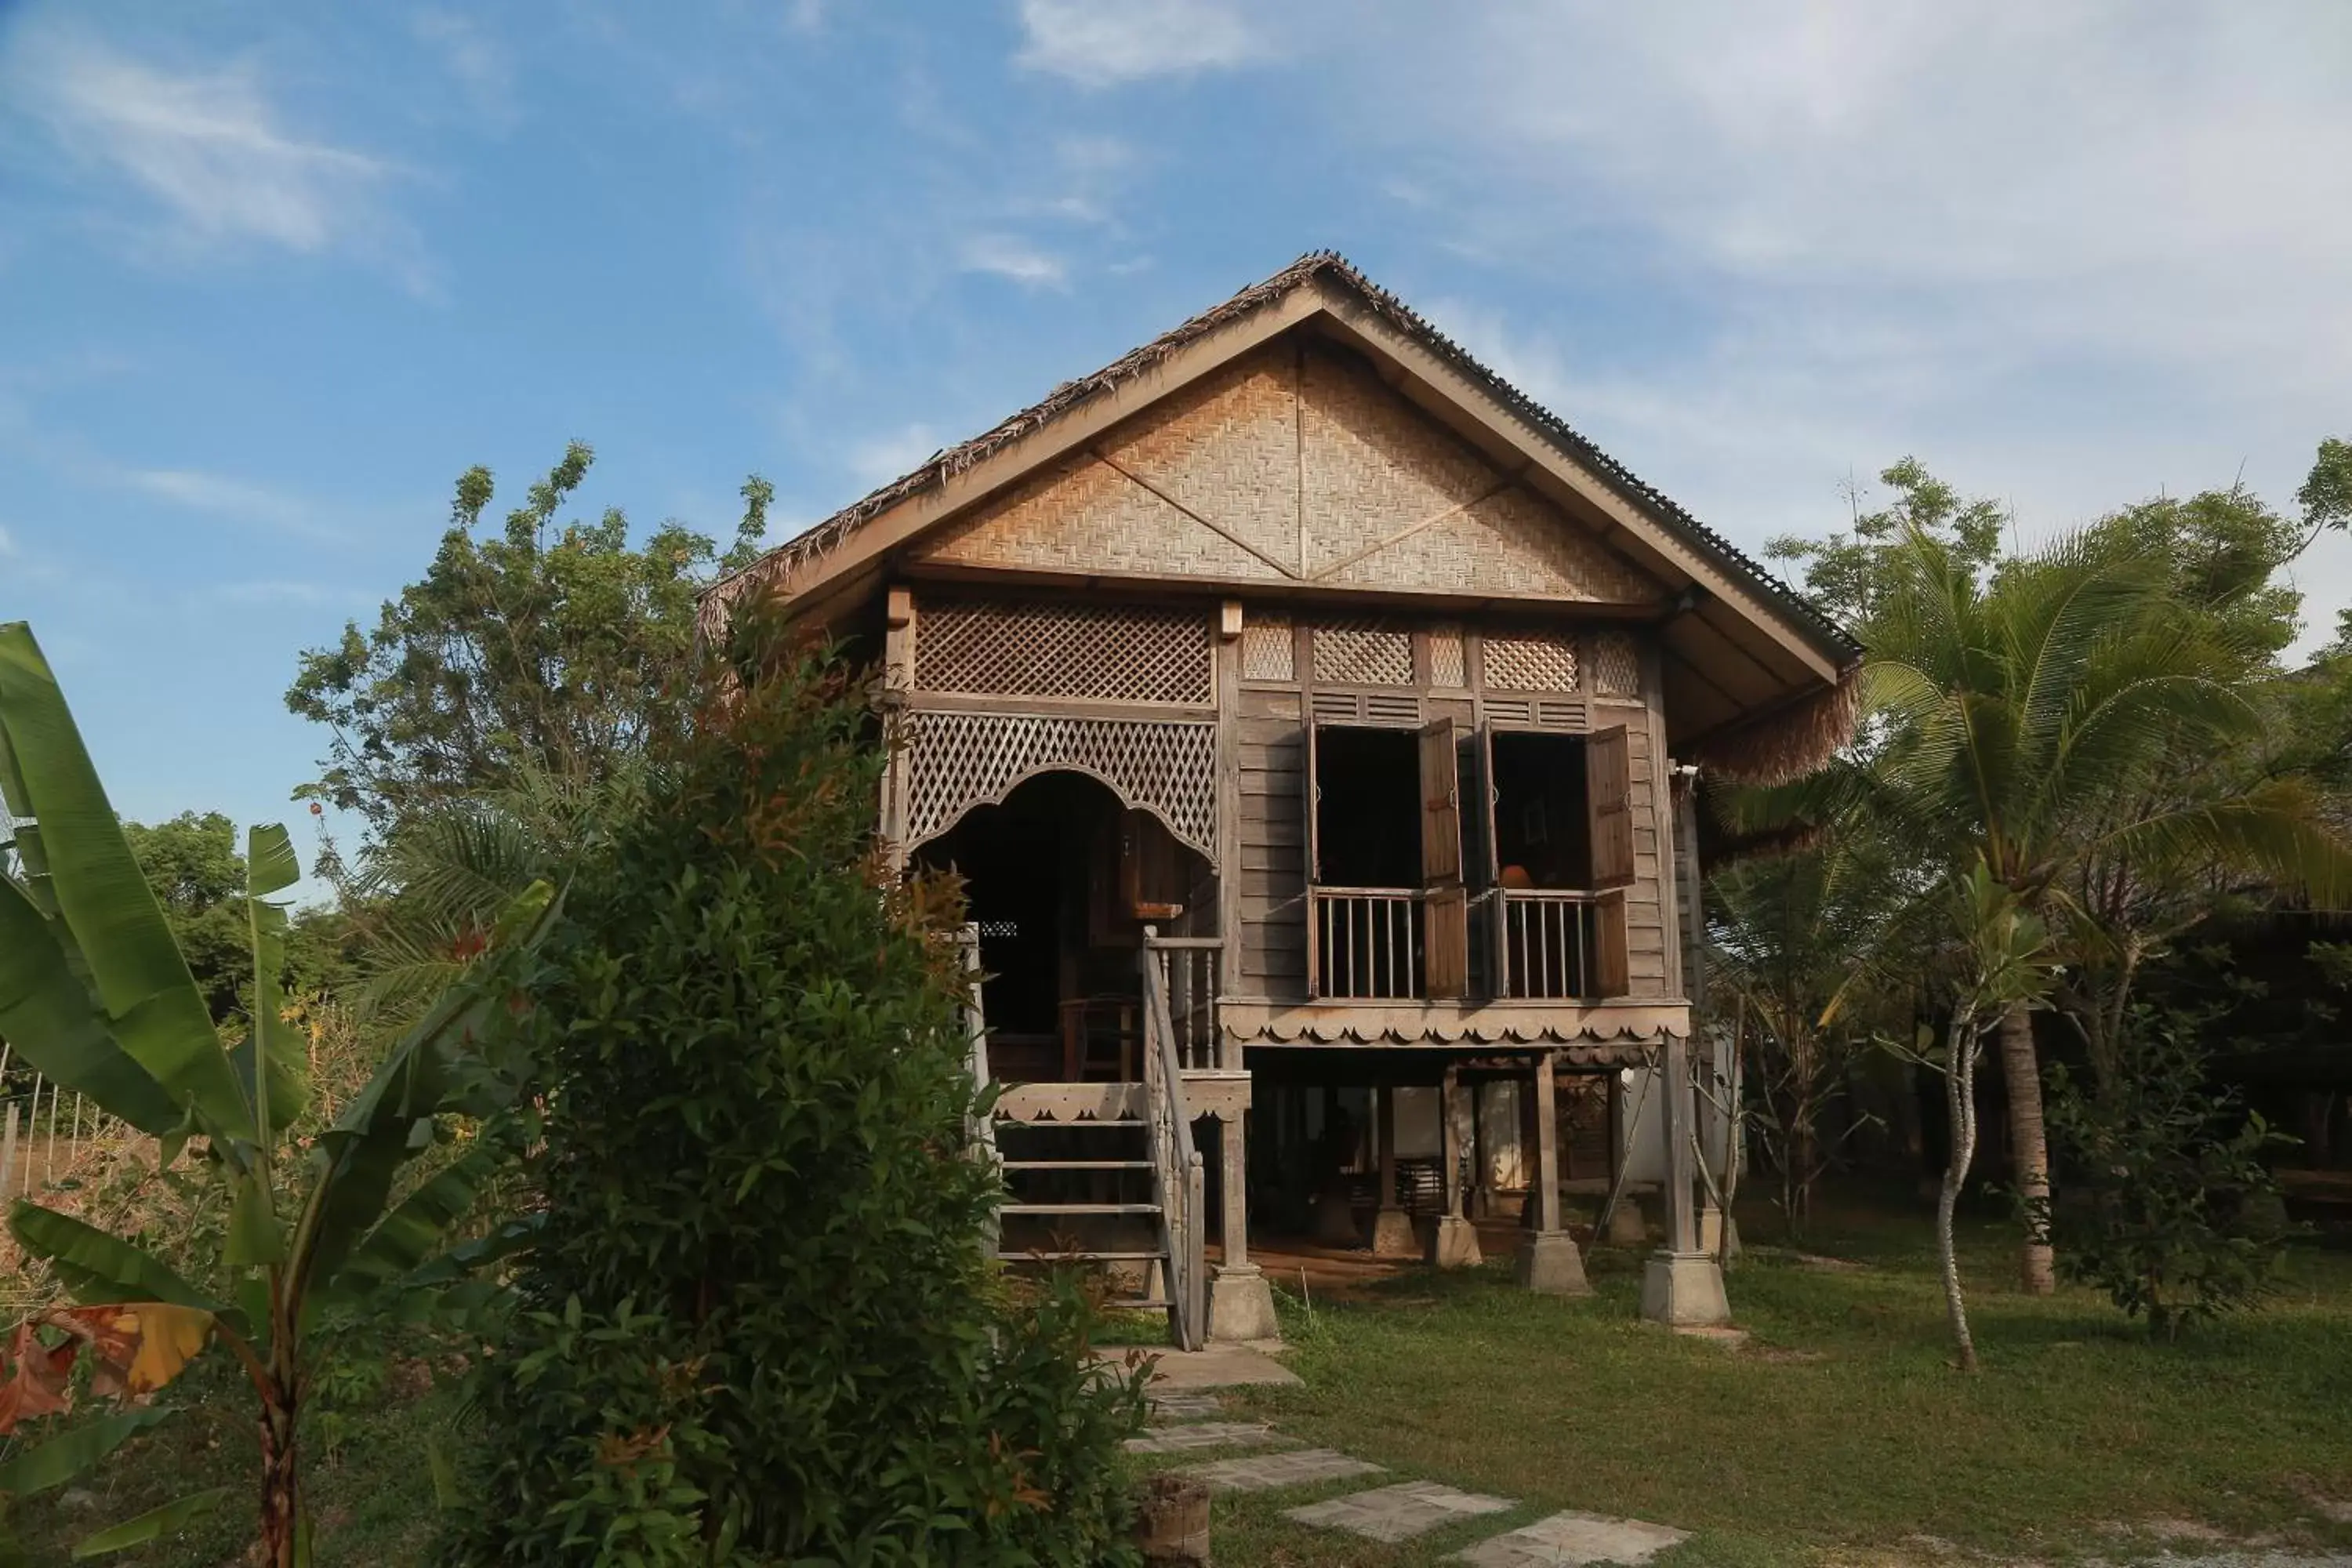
[
  {"x1": 916, "y1": 598, "x2": 1212, "y2": 704},
  {"x1": 1483, "y1": 632, "x2": 1580, "y2": 692},
  {"x1": 1241, "y1": 616, "x2": 1294, "y2": 681},
  {"x1": 903, "y1": 710, "x2": 1218, "y2": 858},
  {"x1": 1312, "y1": 621, "x2": 1414, "y2": 686},
  {"x1": 1590, "y1": 630, "x2": 1640, "y2": 696}
]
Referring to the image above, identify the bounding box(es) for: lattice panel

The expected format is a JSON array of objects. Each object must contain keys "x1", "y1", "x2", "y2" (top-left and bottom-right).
[
  {"x1": 903, "y1": 710, "x2": 1218, "y2": 858},
  {"x1": 1483, "y1": 631, "x2": 1580, "y2": 692},
  {"x1": 916, "y1": 598, "x2": 1212, "y2": 705},
  {"x1": 1241, "y1": 615, "x2": 1295, "y2": 681},
  {"x1": 1312, "y1": 620, "x2": 1414, "y2": 687},
  {"x1": 1429, "y1": 627, "x2": 1465, "y2": 688},
  {"x1": 1591, "y1": 630, "x2": 1641, "y2": 697}
]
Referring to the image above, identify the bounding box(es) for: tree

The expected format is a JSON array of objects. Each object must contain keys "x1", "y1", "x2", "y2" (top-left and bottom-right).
[
  {"x1": 0, "y1": 620, "x2": 555, "y2": 1566},
  {"x1": 1863, "y1": 526, "x2": 2352, "y2": 1294},
  {"x1": 286, "y1": 443, "x2": 774, "y2": 834},
  {"x1": 445, "y1": 606, "x2": 1145, "y2": 1566},
  {"x1": 117, "y1": 811, "x2": 353, "y2": 1030}
]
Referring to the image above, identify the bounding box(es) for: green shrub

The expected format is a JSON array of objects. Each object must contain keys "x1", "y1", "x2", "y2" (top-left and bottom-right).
[
  {"x1": 2042, "y1": 1011, "x2": 2296, "y2": 1338},
  {"x1": 442, "y1": 614, "x2": 1145, "y2": 1566}
]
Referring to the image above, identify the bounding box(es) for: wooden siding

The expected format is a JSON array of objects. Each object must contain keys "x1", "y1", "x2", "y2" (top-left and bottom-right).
[{"x1": 1238, "y1": 688, "x2": 1309, "y2": 993}]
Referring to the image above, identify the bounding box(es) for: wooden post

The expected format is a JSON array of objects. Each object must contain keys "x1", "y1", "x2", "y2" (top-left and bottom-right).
[
  {"x1": 0, "y1": 1103, "x2": 16, "y2": 1204},
  {"x1": 1377, "y1": 1087, "x2": 1399, "y2": 1214},
  {"x1": 1661, "y1": 1033, "x2": 1697, "y2": 1254},
  {"x1": 1429, "y1": 1065, "x2": 1483, "y2": 1268},
  {"x1": 1533, "y1": 1051, "x2": 1561, "y2": 1233},
  {"x1": 1219, "y1": 1114, "x2": 1248, "y2": 1269},
  {"x1": 1370, "y1": 1083, "x2": 1415, "y2": 1255}
]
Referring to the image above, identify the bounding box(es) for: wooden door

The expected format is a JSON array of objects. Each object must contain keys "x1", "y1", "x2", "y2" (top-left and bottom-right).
[
  {"x1": 1419, "y1": 718, "x2": 1468, "y2": 1000},
  {"x1": 1586, "y1": 725, "x2": 1636, "y2": 890},
  {"x1": 1305, "y1": 720, "x2": 1321, "y2": 997}
]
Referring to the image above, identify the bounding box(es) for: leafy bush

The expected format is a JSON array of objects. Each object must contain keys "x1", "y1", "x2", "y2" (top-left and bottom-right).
[
  {"x1": 2042, "y1": 1011, "x2": 2296, "y2": 1338},
  {"x1": 443, "y1": 613, "x2": 1145, "y2": 1566}
]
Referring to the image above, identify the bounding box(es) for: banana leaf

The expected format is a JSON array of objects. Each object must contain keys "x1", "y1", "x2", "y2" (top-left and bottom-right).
[
  {"x1": 9, "y1": 1204, "x2": 235, "y2": 1327},
  {"x1": 71, "y1": 1486, "x2": 234, "y2": 1558},
  {"x1": 0, "y1": 1408, "x2": 176, "y2": 1498},
  {"x1": 0, "y1": 880, "x2": 180, "y2": 1134},
  {"x1": 0, "y1": 626, "x2": 252, "y2": 1145}
]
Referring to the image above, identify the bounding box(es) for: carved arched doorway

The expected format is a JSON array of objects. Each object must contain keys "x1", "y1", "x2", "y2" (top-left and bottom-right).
[{"x1": 916, "y1": 769, "x2": 1214, "y2": 1084}]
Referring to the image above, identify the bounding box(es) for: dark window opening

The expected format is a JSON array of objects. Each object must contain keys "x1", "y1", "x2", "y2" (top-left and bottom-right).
[
  {"x1": 1490, "y1": 731, "x2": 1592, "y2": 891},
  {"x1": 1313, "y1": 726, "x2": 1422, "y2": 887}
]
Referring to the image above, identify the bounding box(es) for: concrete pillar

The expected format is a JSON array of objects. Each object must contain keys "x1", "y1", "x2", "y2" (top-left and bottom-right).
[
  {"x1": 1427, "y1": 1065, "x2": 1483, "y2": 1269},
  {"x1": 1641, "y1": 1035, "x2": 1730, "y2": 1326},
  {"x1": 1312, "y1": 1086, "x2": 1361, "y2": 1245},
  {"x1": 1370, "y1": 1084, "x2": 1416, "y2": 1257},
  {"x1": 1517, "y1": 1051, "x2": 1590, "y2": 1295},
  {"x1": 1209, "y1": 1111, "x2": 1279, "y2": 1342}
]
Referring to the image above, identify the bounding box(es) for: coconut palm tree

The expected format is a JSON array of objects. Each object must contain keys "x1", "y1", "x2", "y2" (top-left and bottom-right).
[{"x1": 1863, "y1": 530, "x2": 2352, "y2": 1293}]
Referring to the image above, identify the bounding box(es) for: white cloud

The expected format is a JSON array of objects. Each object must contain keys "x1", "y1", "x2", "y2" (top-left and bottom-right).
[
  {"x1": 845, "y1": 424, "x2": 942, "y2": 488},
  {"x1": 9, "y1": 27, "x2": 409, "y2": 264},
  {"x1": 1014, "y1": 0, "x2": 1268, "y2": 86},
  {"x1": 412, "y1": 11, "x2": 515, "y2": 122},
  {"x1": 126, "y1": 468, "x2": 336, "y2": 538},
  {"x1": 960, "y1": 234, "x2": 1067, "y2": 287},
  {"x1": 0, "y1": 524, "x2": 15, "y2": 557},
  {"x1": 211, "y1": 579, "x2": 344, "y2": 606}
]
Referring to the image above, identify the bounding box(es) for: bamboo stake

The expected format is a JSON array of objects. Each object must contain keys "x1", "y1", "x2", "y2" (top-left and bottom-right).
[{"x1": 0, "y1": 1103, "x2": 17, "y2": 1202}]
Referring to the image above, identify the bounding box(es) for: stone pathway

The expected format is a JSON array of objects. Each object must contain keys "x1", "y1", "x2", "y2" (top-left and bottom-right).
[
  {"x1": 1286, "y1": 1479, "x2": 1515, "y2": 1542},
  {"x1": 1128, "y1": 1385, "x2": 1693, "y2": 1563}
]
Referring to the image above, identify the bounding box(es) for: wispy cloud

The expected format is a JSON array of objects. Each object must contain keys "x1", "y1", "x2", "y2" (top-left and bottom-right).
[
  {"x1": 8, "y1": 26, "x2": 418, "y2": 276},
  {"x1": 126, "y1": 467, "x2": 337, "y2": 539},
  {"x1": 0, "y1": 524, "x2": 16, "y2": 557},
  {"x1": 1014, "y1": 0, "x2": 1269, "y2": 86},
  {"x1": 959, "y1": 233, "x2": 1067, "y2": 288},
  {"x1": 845, "y1": 423, "x2": 942, "y2": 488},
  {"x1": 209, "y1": 579, "x2": 350, "y2": 607},
  {"x1": 411, "y1": 11, "x2": 516, "y2": 124}
]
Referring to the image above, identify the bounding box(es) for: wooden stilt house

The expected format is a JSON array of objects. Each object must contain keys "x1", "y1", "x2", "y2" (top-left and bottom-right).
[{"x1": 700, "y1": 253, "x2": 1858, "y2": 1346}]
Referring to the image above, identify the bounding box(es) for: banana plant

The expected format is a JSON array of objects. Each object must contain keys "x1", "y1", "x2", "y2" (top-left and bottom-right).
[{"x1": 0, "y1": 622, "x2": 557, "y2": 1566}]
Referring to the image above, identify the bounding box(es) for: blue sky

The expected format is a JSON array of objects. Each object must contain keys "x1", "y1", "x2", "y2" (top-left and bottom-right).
[{"x1": 5, "y1": 1, "x2": 2351, "y2": 887}]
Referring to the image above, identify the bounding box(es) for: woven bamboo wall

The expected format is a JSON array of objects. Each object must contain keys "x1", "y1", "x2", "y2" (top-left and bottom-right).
[{"x1": 919, "y1": 342, "x2": 1659, "y2": 604}]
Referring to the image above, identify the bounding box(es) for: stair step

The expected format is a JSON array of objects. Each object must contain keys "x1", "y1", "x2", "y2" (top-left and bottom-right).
[
  {"x1": 1000, "y1": 1160, "x2": 1155, "y2": 1171},
  {"x1": 1001, "y1": 1203, "x2": 1163, "y2": 1215},
  {"x1": 1107, "y1": 1298, "x2": 1173, "y2": 1311},
  {"x1": 996, "y1": 1249, "x2": 1167, "y2": 1262}
]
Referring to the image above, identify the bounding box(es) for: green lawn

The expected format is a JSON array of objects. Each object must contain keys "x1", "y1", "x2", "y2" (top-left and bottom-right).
[{"x1": 1188, "y1": 1202, "x2": 2352, "y2": 1567}]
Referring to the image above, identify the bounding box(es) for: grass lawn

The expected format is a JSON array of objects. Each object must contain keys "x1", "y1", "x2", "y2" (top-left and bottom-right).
[{"x1": 1184, "y1": 1199, "x2": 2352, "y2": 1568}]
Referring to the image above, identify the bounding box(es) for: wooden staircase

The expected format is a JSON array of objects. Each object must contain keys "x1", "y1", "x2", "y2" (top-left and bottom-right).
[{"x1": 967, "y1": 931, "x2": 1209, "y2": 1350}]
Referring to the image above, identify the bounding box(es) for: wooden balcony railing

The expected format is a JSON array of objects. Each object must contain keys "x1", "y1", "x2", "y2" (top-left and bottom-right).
[
  {"x1": 1144, "y1": 935, "x2": 1227, "y2": 1072},
  {"x1": 1310, "y1": 887, "x2": 1425, "y2": 1000},
  {"x1": 1493, "y1": 888, "x2": 1606, "y2": 1000}
]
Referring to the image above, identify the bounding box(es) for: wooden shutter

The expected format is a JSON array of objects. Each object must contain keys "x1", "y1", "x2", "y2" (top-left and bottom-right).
[
  {"x1": 1593, "y1": 889, "x2": 1630, "y2": 997},
  {"x1": 1586, "y1": 724, "x2": 1635, "y2": 890},
  {"x1": 1420, "y1": 718, "x2": 1468, "y2": 1000},
  {"x1": 1305, "y1": 720, "x2": 1321, "y2": 997}
]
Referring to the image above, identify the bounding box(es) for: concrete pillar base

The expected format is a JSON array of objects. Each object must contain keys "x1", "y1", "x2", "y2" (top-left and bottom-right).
[
  {"x1": 1207, "y1": 1264, "x2": 1280, "y2": 1343},
  {"x1": 1368, "y1": 1207, "x2": 1417, "y2": 1258},
  {"x1": 1639, "y1": 1250, "x2": 1732, "y2": 1327},
  {"x1": 1515, "y1": 1230, "x2": 1592, "y2": 1296},
  {"x1": 1606, "y1": 1196, "x2": 1649, "y2": 1247},
  {"x1": 1425, "y1": 1214, "x2": 1484, "y2": 1269},
  {"x1": 1313, "y1": 1196, "x2": 1363, "y2": 1247}
]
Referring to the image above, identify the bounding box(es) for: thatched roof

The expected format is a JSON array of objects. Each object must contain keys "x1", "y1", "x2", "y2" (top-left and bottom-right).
[{"x1": 701, "y1": 251, "x2": 1860, "y2": 779}]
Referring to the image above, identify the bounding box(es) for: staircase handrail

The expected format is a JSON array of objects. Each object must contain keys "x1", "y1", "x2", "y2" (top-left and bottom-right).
[{"x1": 1140, "y1": 927, "x2": 1206, "y2": 1351}]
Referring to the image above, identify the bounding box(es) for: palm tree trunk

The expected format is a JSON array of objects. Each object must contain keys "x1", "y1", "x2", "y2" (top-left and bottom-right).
[
  {"x1": 1939, "y1": 1011, "x2": 1980, "y2": 1374},
  {"x1": 1997, "y1": 1002, "x2": 2055, "y2": 1294}
]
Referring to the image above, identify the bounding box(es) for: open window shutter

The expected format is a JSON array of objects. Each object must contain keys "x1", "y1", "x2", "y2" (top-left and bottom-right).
[
  {"x1": 1419, "y1": 718, "x2": 1468, "y2": 1000},
  {"x1": 1585, "y1": 724, "x2": 1636, "y2": 890},
  {"x1": 1305, "y1": 720, "x2": 1322, "y2": 997},
  {"x1": 1593, "y1": 890, "x2": 1630, "y2": 996}
]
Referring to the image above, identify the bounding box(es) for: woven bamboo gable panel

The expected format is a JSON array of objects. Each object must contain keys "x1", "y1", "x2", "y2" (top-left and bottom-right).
[
  {"x1": 902, "y1": 710, "x2": 1218, "y2": 860},
  {"x1": 1312, "y1": 621, "x2": 1414, "y2": 686},
  {"x1": 916, "y1": 599, "x2": 1211, "y2": 704},
  {"x1": 1591, "y1": 630, "x2": 1641, "y2": 697},
  {"x1": 1483, "y1": 631, "x2": 1579, "y2": 692},
  {"x1": 916, "y1": 343, "x2": 1661, "y2": 604}
]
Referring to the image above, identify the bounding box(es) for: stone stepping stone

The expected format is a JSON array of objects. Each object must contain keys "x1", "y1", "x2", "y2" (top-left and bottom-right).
[
  {"x1": 1285, "y1": 1479, "x2": 1515, "y2": 1542},
  {"x1": 1124, "y1": 1421, "x2": 1281, "y2": 1455},
  {"x1": 1454, "y1": 1510, "x2": 1690, "y2": 1566},
  {"x1": 1184, "y1": 1448, "x2": 1386, "y2": 1494},
  {"x1": 1146, "y1": 1392, "x2": 1224, "y2": 1420}
]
